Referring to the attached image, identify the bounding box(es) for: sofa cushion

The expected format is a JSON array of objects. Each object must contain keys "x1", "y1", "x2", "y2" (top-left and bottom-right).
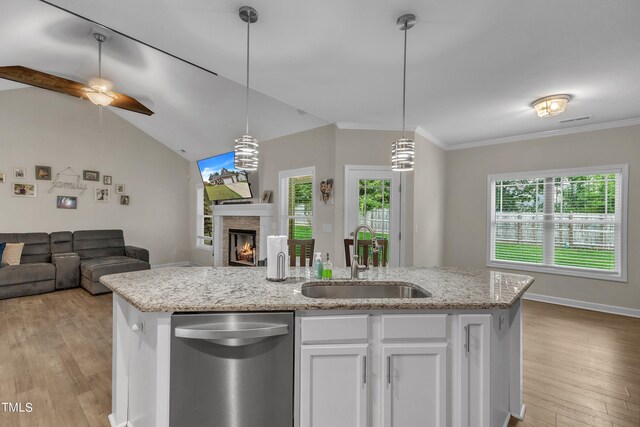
[
  {"x1": 50, "y1": 231, "x2": 73, "y2": 254},
  {"x1": 0, "y1": 233, "x2": 51, "y2": 264},
  {"x1": 0, "y1": 243, "x2": 5, "y2": 267},
  {"x1": 80, "y1": 256, "x2": 150, "y2": 282},
  {"x1": 0, "y1": 263, "x2": 55, "y2": 287},
  {"x1": 2, "y1": 243, "x2": 25, "y2": 266},
  {"x1": 73, "y1": 230, "x2": 126, "y2": 259}
]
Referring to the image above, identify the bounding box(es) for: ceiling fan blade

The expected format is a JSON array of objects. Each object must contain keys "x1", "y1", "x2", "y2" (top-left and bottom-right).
[
  {"x1": 0, "y1": 66, "x2": 154, "y2": 116},
  {"x1": 0, "y1": 65, "x2": 87, "y2": 97},
  {"x1": 109, "y1": 92, "x2": 154, "y2": 116}
]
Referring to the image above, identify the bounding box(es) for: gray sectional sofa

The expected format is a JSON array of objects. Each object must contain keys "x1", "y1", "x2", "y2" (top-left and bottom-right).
[
  {"x1": 74, "y1": 230, "x2": 150, "y2": 295},
  {"x1": 0, "y1": 229, "x2": 150, "y2": 299}
]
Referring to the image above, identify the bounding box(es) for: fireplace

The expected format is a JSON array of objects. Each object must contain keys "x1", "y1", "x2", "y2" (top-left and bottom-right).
[{"x1": 228, "y1": 229, "x2": 257, "y2": 267}]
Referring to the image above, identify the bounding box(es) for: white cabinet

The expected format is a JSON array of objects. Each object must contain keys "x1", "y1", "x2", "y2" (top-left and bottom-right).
[
  {"x1": 382, "y1": 343, "x2": 447, "y2": 427},
  {"x1": 458, "y1": 314, "x2": 491, "y2": 427},
  {"x1": 300, "y1": 344, "x2": 369, "y2": 427},
  {"x1": 298, "y1": 314, "x2": 448, "y2": 427}
]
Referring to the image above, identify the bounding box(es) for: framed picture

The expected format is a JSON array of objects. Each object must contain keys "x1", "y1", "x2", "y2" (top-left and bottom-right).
[
  {"x1": 103, "y1": 175, "x2": 112, "y2": 185},
  {"x1": 319, "y1": 178, "x2": 334, "y2": 205},
  {"x1": 12, "y1": 182, "x2": 36, "y2": 197},
  {"x1": 0, "y1": 172, "x2": 5, "y2": 183},
  {"x1": 261, "y1": 190, "x2": 272, "y2": 203},
  {"x1": 115, "y1": 184, "x2": 125, "y2": 194},
  {"x1": 35, "y1": 165, "x2": 52, "y2": 180},
  {"x1": 120, "y1": 195, "x2": 130, "y2": 206},
  {"x1": 83, "y1": 170, "x2": 100, "y2": 181},
  {"x1": 14, "y1": 167, "x2": 26, "y2": 179},
  {"x1": 57, "y1": 196, "x2": 77, "y2": 209},
  {"x1": 95, "y1": 187, "x2": 110, "y2": 202}
]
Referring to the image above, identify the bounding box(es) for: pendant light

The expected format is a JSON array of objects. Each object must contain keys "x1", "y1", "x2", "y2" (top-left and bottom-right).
[
  {"x1": 85, "y1": 32, "x2": 117, "y2": 107},
  {"x1": 234, "y1": 6, "x2": 259, "y2": 171},
  {"x1": 391, "y1": 14, "x2": 416, "y2": 172}
]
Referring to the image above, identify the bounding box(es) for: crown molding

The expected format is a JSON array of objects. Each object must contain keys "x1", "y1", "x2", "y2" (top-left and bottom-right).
[
  {"x1": 447, "y1": 117, "x2": 640, "y2": 151},
  {"x1": 335, "y1": 122, "x2": 404, "y2": 131},
  {"x1": 414, "y1": 126, "x2": 447, "y2": 149},
  {"x1": 334, "y1": 122, "x2": 447, "y2": 149}
]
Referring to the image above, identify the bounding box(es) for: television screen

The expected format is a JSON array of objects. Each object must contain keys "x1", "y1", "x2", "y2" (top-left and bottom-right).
[{"x1": 197, "y1": 152, "x2": 253, "y2": 202}]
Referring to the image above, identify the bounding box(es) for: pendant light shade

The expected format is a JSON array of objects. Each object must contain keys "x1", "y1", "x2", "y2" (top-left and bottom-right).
[
  {"x1": 391, "y1": 14, "x2": 416, "y2": 172},
  {"x1": 234, "y1": 134, "x2": 259, "y2": 170},
  {"x1": 391, "y1": 137, "x2": 415, "y2": 171},
  {"x1": 234, "y1": 6, "x2": 259, "y2": 171}
]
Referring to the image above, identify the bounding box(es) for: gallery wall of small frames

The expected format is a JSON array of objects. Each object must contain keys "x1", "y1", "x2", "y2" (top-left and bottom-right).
[{"x1": 0, "y1": 165, "x2": 130, "y2": 207}]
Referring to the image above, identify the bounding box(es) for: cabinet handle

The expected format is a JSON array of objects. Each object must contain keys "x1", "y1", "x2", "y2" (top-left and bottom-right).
[
  {"x1": 362, "y1": 355, "x2": 367, "y2": 385},
  {"x1": 464, "y1": 325, "x2": 470, "y2": 353},
  {"x1": 387, "y1": 355, "x2": 391, "y2": 384}
]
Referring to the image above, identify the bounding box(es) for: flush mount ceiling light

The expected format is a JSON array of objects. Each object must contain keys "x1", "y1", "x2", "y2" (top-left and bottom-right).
[
  {"x1": 84, "y1": 32, "x2": 117, "y2": 107},
  {"x1": 391, "y1": 14, "x2": 416, "y2": 172},
  {"x1": 234, "y1": 6, "x2": 259, "y2": 171},
  {"x1": 531, "y1": 94, "x2": 571, "y2": 118}
]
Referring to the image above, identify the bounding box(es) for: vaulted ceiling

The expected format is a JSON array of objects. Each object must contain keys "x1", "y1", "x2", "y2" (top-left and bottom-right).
[{"x1": 2, "y1": 0, "x2": 640, "y2": 159}]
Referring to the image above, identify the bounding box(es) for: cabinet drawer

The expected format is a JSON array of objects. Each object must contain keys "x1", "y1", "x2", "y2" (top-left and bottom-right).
[
  {"x1": 301, "y1": 315, "x2": 369, "y2": 344},
  {"x1": 381, "y1": 314, "x2": 447, "y2": 340}
]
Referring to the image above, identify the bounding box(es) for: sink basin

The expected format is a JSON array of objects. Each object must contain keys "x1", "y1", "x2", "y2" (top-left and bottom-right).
[{"x1": 301, "y1": 281, "x2": 431, "y2": 299}]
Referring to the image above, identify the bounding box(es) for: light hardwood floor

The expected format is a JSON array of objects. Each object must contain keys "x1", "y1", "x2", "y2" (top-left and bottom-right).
[{"x1": 0, "y1": 289, "x2": 638, "y2": 427}]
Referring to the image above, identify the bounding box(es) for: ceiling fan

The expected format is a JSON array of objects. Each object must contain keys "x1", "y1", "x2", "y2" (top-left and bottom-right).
[{"x1": 0, "y1": 30, "x2": 153, "y2": 116}]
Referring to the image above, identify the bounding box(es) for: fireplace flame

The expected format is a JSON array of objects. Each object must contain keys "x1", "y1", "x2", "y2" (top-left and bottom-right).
[{"x1": 240, "y1": 242, "x2": 252, "y2": 255}]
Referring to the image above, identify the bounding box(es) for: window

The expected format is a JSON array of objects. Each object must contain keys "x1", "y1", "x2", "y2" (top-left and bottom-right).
[
  {"x1": 196, "y1": 186, "x2": 213, "y2": 249},
  {"x1": 279, "y1": 167, "x2": 315, "y2": 240},
  {"x1": 488, "y1": 165, "x2": 627, "y2": 281}
]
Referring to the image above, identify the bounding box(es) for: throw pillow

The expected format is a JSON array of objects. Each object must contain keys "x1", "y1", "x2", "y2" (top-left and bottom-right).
[
  {"x1": 0, "y1": 242, "x2": 5, "y2": 268},
  {"x1": 2, "y1": 242, "x2": 25, "y2": 266}
]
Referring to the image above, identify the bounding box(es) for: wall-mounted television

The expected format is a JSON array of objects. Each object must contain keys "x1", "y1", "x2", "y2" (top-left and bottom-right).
[{"x1": 197, "y1": 152, "x2": 253, "y2": 202}]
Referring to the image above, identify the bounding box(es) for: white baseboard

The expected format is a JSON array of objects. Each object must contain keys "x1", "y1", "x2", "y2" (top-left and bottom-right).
[
  {"x1": 524, "y1": 292, "x2": 640, "y2": 318},
  {"x1": 151, "y1": 261, "x2": 190, "y2": 269},
  {"x1": 108, "y1": 414, "x2": 132, "y2": 427},
  {"x1": 501, "y1": 414, "x2": 511, "y2": 427}
]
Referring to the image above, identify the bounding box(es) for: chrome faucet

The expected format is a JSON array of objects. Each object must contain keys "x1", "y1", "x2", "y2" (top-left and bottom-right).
[{"x1": 351, "y1": 224, "x2": 380, "y2": 280}]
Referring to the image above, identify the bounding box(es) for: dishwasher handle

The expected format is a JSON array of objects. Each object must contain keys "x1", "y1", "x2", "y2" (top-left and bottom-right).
[{"x1": 175, "y1": 322, "x2": 289, "y2": 347}]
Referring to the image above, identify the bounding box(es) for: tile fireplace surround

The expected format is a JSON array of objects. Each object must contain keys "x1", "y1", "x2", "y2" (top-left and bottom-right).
[{"x1": 212, "y1": 203, "x2": 274, "y2": 267}]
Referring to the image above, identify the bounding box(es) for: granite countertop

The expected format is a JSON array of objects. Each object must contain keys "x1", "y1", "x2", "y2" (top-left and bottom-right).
[{"x1": 100, "y1": 266, "x2": 534, "y2": 313}]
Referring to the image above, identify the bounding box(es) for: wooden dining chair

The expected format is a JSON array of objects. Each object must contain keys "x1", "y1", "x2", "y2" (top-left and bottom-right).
[
  {"x1": 287, "y1": 239, "x2": 316, "y2": 267},
  {"x1": 343, "y1": 238, "x2": 388, "y2": 267}
]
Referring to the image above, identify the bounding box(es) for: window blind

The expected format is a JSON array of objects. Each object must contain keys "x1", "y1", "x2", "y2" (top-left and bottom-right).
[{"x1": 489, "y1": 166, "x2": 626, "y2": 280}]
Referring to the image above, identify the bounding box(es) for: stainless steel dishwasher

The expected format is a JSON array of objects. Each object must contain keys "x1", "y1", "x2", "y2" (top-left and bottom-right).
[{"x1": 170, "y1": 312, "x2": 294, "y2": 427}]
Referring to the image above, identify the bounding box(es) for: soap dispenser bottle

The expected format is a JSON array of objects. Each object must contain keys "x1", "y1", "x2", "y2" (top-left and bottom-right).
[
  {"x1": 314, "y1": 252, "x2": 323, "y2": 279},
  {"x1": 322, "y1": 253, "x2": 333, "y2": 280}
]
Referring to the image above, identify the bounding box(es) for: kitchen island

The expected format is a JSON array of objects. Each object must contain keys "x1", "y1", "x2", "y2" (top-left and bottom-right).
[{"x1": 103, "y1": 266, "x2": 534, "y2": 427}]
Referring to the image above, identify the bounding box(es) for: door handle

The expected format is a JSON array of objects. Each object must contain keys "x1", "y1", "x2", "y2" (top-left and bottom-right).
[
  {"x1": 363, "y1": 355, "x2": 367, "y2": 385},
  {"x1": 464, "y1": 325, "x2": 470, "y2": 353},
  {"x1": 175, "y1": 322, "x2": 289, "y2": 347},
  {"x1": 387, "y1": 355, "x2": 391, "y2": 384}
]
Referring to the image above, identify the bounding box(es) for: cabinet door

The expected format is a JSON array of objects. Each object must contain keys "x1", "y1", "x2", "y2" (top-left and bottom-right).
[
  {"x1": 300, "y1": 344, "x2": 368, "y2": 427},
  {"x1": 459, "y1": 315, "x2": 491, "y2": 427},
  {"x1": 381, "y1": 343, "x2": 447, "y2": 427}
]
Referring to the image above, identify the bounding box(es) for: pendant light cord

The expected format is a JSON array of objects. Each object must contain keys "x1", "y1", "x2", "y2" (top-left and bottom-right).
[
  {"x1": 402, "y1": 24, "x2": 407, "y2": 138},
  {"x1": 245, "y1": 17, "x2": 250, "y2": 135}
]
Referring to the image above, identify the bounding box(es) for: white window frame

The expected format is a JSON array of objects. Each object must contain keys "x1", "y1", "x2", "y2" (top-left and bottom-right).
[
  {"x1": 279, "y1": 166, "x2": 316, "y2": 239},
  {"x1": 487, "y1": 164, "x2": 628, "y2": 282},
  {"x1": 196, "y1": 185, "x2": 213, "y2": 250}
]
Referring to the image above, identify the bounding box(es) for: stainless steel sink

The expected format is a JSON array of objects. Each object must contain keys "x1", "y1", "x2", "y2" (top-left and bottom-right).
[{"x1": 301, "y1": 281, "x2": 431, "y2": 299}]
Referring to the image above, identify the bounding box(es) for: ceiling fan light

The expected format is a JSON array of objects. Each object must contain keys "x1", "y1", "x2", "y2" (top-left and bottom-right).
[
  {"x1": 86, "y1": 91, "x2": 114, "y2": 106},
  {"x1": 532, "y1": 95, "x2": 570, "y2": 118},
  {"x1": 88, "y1": 77, "x2": 113, "y2": 93},
  {"x1": 234, "y1": 134, "x2": 259, "y2": 171},
  {"x1": 391, "y1": 137, "x2": 415, "y2": 171}
]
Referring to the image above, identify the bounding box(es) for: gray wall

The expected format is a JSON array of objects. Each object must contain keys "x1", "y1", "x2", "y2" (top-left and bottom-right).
[
  {"x1": 444, "y1": 125, "x2": 640, "y2": 310},
  {"x1": 0, "y1": 88, "x2": 191, "y2": 266},
  {"x1": 413, "y1": 133, "x2": 446, "y2": 267}
]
